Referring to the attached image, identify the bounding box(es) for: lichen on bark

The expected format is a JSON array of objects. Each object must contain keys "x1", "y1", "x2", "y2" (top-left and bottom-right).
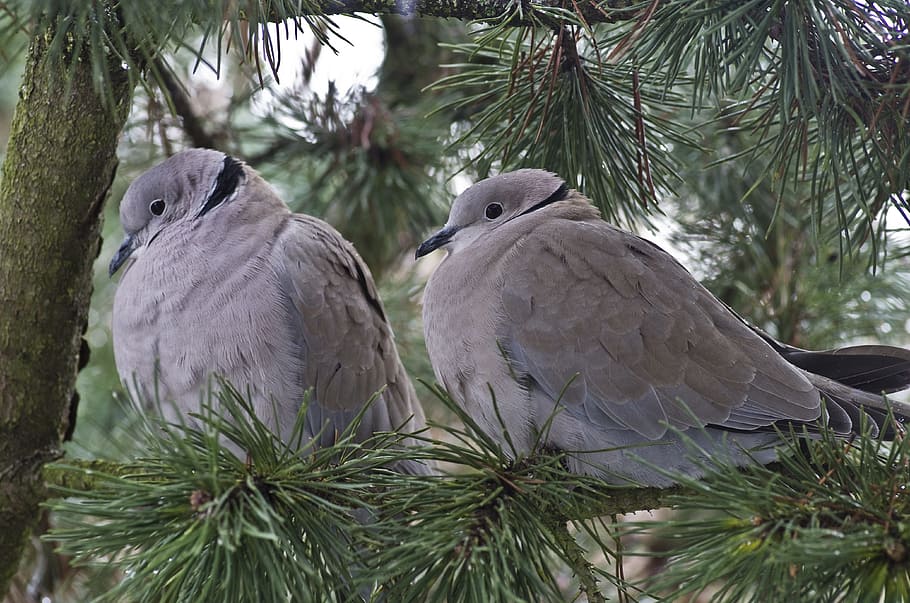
[{"x1": 0, "y1": 29, "x2": 132, "y2": 593}]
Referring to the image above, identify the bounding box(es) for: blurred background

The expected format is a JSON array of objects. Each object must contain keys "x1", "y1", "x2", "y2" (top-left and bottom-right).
[{"x1": 2, "y1": 10, "x2": 908, "y2": 602}]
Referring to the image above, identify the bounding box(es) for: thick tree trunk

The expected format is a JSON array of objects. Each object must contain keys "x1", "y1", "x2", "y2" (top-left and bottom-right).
[{"x1": 0, "y1": 31, "x2": 131, "y2": 594}]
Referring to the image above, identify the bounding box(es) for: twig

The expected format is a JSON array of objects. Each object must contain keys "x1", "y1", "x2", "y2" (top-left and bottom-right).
[
  {"x1": 153, "y1": 58, "x2": 221, "y2": 151},
  {"x1": 42, "y1": 459, "x2": 138, "y2": 492},
  {"x1": 550, "y1": 518, "x2": 606, "y2": 603}
]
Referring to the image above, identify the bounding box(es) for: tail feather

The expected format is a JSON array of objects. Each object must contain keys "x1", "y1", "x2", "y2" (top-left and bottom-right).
[
  {"x1": 790, "y1": 345, "x2": 910, "y2": 437},
  {"x1": 733, "y1": 318, "x2": 909, "y2": 437},
  {"x1": 747, "y1": 320, "x2": 910, "y2": 394},
  {"x1": 782, "y1": 345, "x2": 910, "y2": 394},
  {"x1": 804, "y1": 371, "x2": 909, "y2": 437}
]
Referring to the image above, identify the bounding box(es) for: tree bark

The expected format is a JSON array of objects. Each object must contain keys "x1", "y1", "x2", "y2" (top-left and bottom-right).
[
  {"x1": 316, "y1": 0, "x2": 637, "y2": 22},
  {"x1": 0, "y1": 30, "x2": 131, "y2": 594}
]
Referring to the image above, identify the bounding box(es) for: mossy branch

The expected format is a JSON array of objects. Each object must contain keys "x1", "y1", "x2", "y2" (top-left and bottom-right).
[
  {"x1": 310, "y1": 0, "x2": 637, "y2": 23},
  {"x1": 550, "y1": 518, "x2": 606, "y2": 603},
  {"x1": 43, "y1": 388, "x2": 910, "y2": 601},
  {"x1": 42, "y1": 460, "x2": 139, "y2": 493},
  {"x1": 43, "y1": 456, "x2": 680, "y2": 514}
]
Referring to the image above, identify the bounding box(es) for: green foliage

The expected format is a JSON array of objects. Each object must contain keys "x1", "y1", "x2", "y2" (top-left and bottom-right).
[
  {"x1": 431, "y1": 0, "x2": 910, "y2": 248},
  {"x1": 0, "y1": 0, "x2": 339, "y2": 107},
  {"x1": 51, "y1": 385, "x2": 405, "y2": 602},
  {"x1": 2, "y1": 0, "x2": 907, "y2": 249},
  {"x1": 631, "y1": 0, "x2": 910, "y2": 251},
  {"x1": 669, "y1": 114, "x2": 910, "y2": 348},
  {"x1": 48, "y1": 384, "x2": 637, "y2": 602},
  {"x1": 362, "y1": 384, "x2": 628, "y2": 602},
  {"x1": 621, "y1": 417, "x2": 910, "y2": 602},
  {"x1": 434, "y1": 19, "x2": 691, "y2": 226},
  {"x1": 47, "y1": 384, "x2": 910, "y2": 602}
]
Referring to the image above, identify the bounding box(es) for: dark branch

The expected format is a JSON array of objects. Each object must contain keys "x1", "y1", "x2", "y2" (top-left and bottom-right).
[
  {"x1": 154, "y1": 59, "x2": 219, "y2": 151},
  {"x1": 307, "y1": 0, "x2": 637, "y2": 24},
  {"x1": 43, "y1": 460, "x2": 138, "y2": 492},
  {"x1": 43, "y1": 456, "x2": 684, "y2": 518}
]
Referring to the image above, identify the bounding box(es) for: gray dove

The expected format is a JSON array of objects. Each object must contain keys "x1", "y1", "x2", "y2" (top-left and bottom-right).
[
  {"x1": 417, "y1": 169, "x2": 910, "y2": 485},
  {"x1": 110, "y1": 148, "x2": 429, "y2": 473}
]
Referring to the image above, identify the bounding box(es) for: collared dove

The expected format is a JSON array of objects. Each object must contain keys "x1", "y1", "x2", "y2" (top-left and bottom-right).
[
  {"x1": 110, "y1": 148, "x2": 429, "y2": 473},
  {"x1": 417, "y1": 169, "x2": 910, "y2": 485}
]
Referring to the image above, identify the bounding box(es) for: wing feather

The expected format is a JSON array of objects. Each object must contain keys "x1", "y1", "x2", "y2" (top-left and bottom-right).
[
  {"x1": 274, "y1": 216, "x2": 415, "y2": 432},
  {"x1": 500, "y1": 219, "x2": 822, "y2": 440}
]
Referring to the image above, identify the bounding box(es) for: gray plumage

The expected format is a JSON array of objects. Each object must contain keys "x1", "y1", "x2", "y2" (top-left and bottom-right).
[
  {"x1": 417, "y1": 169, "x2": 910, "y2": 486},
  {"x1": 111, "y1": 148, "x2": 429, "y2": 472}
]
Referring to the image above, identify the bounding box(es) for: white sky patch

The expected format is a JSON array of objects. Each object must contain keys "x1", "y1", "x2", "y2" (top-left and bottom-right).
[
  {"x1": 250, "y1": 16, "x2": 385, "y2": 112},
  {"x1": 884, "y1": 193, "x2": 910, "y2": 245},
  {"x1": 309, "y1": 17, "x2": 385, "y2": 95},
  {"x1": 192, "y1": 16, "x2": 384, "y2": 90},
  {"x1": 177, "y1": 17, "x2": 386, "y2": 135}
]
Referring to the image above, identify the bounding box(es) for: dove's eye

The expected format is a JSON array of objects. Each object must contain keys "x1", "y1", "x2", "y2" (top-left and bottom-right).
[
  {"x1": 149, "y1": 199, "x2": 166, "y2": 216},
  {"x1": 484, "y1": 203, "x2": 503, "y2": 220}
]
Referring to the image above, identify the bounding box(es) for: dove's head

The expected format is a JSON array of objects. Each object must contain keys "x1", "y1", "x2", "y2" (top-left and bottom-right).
[
  {"x1": 416, "y1": 169, "x2": 572, "y2": 258},
  {"x1": 109, "y1": 149, "x2": 248, "y2": 276}
]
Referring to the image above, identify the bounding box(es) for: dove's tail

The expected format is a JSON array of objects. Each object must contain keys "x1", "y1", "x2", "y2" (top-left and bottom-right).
[
  {"x1": 740, "y1": 319, "x2": 910, "y2": 436},
  {"x1": 781, "y1": 345, "x2": 910, "y2": 438},
  {"x1": 781, "y1": 344, "x2": 910, "y2": 395}
]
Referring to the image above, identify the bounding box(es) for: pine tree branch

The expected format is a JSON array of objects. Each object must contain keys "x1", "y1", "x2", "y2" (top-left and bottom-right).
[
  {"x1": 153, "y1": 58, "x2": 220, "y2": 151},
  {"x1": 43, "y1": 456, "x2": 684, "y2": 516},
  {"x1": 300, "y1": 0, "x2": 637, "y2": 23},
  {"x1": 42, "y1": 460, "x2": 139, "y2": 493},
  {"x1": 574, "y1": 483, "x2": 683, "y2": 519},
  {"x1": 550, "y1": 518, "x2": 606, "y2": 603},
  {"x1": 44, "y1": 387, "x2": 910, "y2": 600}
]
